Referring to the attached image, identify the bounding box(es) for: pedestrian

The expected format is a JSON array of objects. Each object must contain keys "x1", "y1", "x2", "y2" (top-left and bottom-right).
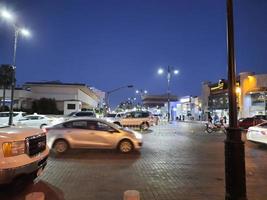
[
  {"x1": 223, "y1": 116, "x2": 227, "y2": 124},
  {"x1": 208, "y1": 113, "x2": 212, "y2": 123},
  {"x1": 182, "y1": 115, "x2": 185, "y2": 121},
  {"x1": 199, "y1": 115, "x2": 201, "y2": 121}
]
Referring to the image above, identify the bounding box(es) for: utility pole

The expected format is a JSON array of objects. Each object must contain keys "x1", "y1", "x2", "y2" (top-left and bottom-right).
[{"x1": 225, "y1": 0, "x2": 247, "y2": 199}]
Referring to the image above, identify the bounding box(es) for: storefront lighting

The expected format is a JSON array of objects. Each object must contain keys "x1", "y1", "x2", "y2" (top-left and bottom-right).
[{"x1": 235, "y1": 87, "x2": 241, "y2": 94}]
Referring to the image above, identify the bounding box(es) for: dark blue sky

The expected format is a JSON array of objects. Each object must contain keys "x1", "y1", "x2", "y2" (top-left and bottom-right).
[{"x1": 0, "y1": 0, "x2": 267, "y2": 107}]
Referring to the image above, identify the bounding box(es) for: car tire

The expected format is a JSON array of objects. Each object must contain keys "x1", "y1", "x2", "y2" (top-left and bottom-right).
[
  {"x1": 53, "y1": 139, "x2": 69, "y2": 154},
  {"x1": 40, "y1": 124, "x2": 47, "y2": 129},
  {"x1": 118, "y1": 139, "x2": 133, "y2": 153},
  {"x1": 140, "y1": 122, "x2": 149, "y2": 131}
]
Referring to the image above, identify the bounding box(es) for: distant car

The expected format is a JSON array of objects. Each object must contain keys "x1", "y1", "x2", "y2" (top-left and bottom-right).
[
  {"x1": 247, "y1": 121, "x2": 267, "y2": 144},
  {"x1": 16, "y1": 114, "x2": 63, "y2": 129},
  {"x1": 103, "y1": 112, "x2": 125, "y2": 123},
  {"x1": 0, "y1": 112, "x2": 27, "y2": 126},
  {"x1": 238, "y1": 117, "x2": 265, "y2": 129},
  {"x1": 113, "y1": 111, "x2": 153, "y2": 130},
  {"x1": 67, "y1": 111, "x2": 96, "y2": 118},
  {"x1": 46, "y1": 118, "x2": 143, "y2": 154}
]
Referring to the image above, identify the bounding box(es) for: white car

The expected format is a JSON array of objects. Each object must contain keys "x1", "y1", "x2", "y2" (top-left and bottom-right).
[
  {"x1": 0, "y1": 125, "x2": 49, "y2": 184},
  {"x1": 16, "y1": 114, "x2": 63, "y2": 129},
  {"x1": 113, "y1": 111, "x2": 153, "y2": 130},
  {"x1": 247, "y1": 121, "x2": 267, "y2": 144},
  {"x1": 103, "y1": 112, "x2": 125, "y2": 123},
  {"x1": 0, "y1": 112, "x2": 26, "y2": 126}
]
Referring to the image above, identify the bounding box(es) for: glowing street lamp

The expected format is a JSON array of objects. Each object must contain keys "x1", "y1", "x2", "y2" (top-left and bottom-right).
[
  {"x1": 157, "y1": 66, "x2": 179, "y2": 122},
  {"x1": 0, "y1": 9, "x2": 31, "y2": 125}
]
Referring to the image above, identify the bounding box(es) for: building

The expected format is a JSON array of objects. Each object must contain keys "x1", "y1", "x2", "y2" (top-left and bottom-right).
[
  {"x1": 0, "y1": 81, "x2": 104, "y2": 114},
  {"x1": 201, "y1": 72, "x2": 267, "y2": 119}
]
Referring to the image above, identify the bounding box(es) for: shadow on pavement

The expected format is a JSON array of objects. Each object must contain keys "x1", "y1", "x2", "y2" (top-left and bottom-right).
[
  {"x1": 50, "y1": 149, "x2": 141, "y2": 161},
  {"x1": 0, "y1": 179, "x2": 64, "y2": 200}
]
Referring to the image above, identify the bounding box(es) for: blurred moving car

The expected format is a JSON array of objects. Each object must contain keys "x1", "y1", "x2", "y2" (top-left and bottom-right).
[
  {"x1": 16, "y1": 114, "x2": 63, "y2": 129},
  {"x1": 0, "y1": 125, "x2": 49, "y2": 184},
  {"x1": 238, "y1": 117, "x2": 265, "y2": 129},
  {"x1": 247, "y1": 121, "x2": 267, "y2": 144},
  {"x1": 46, "y1": 118, "x2": 142, "y2": 154},
  {"x1": 113, "y1": 111, "x2": 153, "y2": 130},
  {"x1": 0, "y1": 112, "x2": 26, "y2": 126}
]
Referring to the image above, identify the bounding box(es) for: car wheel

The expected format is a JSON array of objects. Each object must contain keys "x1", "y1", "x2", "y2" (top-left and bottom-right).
[
  {"x1": 140, "y1": 122, "x2": 149, "y2": 131},
  {"x1": 118, "y1": 140, "x2": 133, "y2": 153},
  {"x1": 53, "y1": 139, "x2": 69, "y2": 154},
  {"x1": 40, "y1": 124, "x2": 47, "y2": 129}
]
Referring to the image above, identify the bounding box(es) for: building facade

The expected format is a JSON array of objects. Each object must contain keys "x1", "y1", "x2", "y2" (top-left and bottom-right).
[
  {"x1": 0, "y1": 81, "x2": 104, "y2": 114},
  {"x1": 201, "y1": 72, "x2": 267, "y2": 119}
]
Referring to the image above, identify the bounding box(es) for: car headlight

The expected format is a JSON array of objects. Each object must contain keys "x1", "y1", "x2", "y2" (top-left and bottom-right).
[
  {"x1": 133, "y1": 132, "x2": 142, "y2": 140},
  {"x1": 2, "y1": 141, "x2": 25, "y2": 157}
]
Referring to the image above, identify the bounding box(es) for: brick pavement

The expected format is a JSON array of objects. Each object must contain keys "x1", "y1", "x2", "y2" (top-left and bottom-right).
[{"x1": 1, "y1": 122, "x2": 267, "y2": 200}]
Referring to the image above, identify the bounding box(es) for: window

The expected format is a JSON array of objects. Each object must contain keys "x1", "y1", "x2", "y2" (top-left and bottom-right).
[
  {"x1": 27, "y1": 116, "x2": 40, "y2": 120},
  {"x1": 87, "y1": 121, "x2": 97, "y2": 130},
  {"x1": 72, "y1": 121, "x2": 88, "y2": 129},
  {"x1": 67, "y1": 104, "x2": 76, "y2": 110},
  {"x1": 141, "y1": 112, "x2": 150, "y2": 118},
  {"x1": 96, "y1": 122, "x2": 115, "y2": 132},
  {"x1": 76, "y1": 112, "x2": 94, "y2": 117}
]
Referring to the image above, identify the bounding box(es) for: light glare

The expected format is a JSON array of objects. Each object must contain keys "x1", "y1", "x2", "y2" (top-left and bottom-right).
[
  {"x1": 174, "y1": 70, "x2": 179, "y2": 74},
  {"x1": 1, "y1": 10, "x2": 14, "y2": 21},
  {"x1": 20, "y1": 28, "x2": 31, "y2": 37},
  {"x1": 158, "y1": 68, "x2": 164, "y2": 75}
]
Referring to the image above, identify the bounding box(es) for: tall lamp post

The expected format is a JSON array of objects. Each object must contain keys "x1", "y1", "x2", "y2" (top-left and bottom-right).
[
  {"x1": 158, "y1": 66, "x2": 179, "y2": 122},
  {"x1": 105, "y1": 85, "x2": 133, "y2": 113},
  {"x1": 1, "y1": 10, "x2": 31, "y2": 125},
  {"x1": 225, "y1": 0, "x2": 247, "y2": 199}
]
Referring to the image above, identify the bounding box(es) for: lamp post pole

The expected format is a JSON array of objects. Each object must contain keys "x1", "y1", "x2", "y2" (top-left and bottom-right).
[
  {"x1": 105, "y1": 85, "x2": 133, "y2": 113},
  {"x1": 225, "y1": 0, "x2": 247, "y2": 199},
  {"x1": 8, "y1": 27, "x2": 19, "y2": 125},
  {"x1": 167, "y1": 66, "x2": 171, "y2": 122}
]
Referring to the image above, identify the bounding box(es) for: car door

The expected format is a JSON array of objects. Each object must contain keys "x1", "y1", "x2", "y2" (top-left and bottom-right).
[
  {"x1": 64, "y1": 120, "x2": 96, "y2": 148},
  {"x1": 87, "y1": 121, "x2": 118, "y2": 149}
]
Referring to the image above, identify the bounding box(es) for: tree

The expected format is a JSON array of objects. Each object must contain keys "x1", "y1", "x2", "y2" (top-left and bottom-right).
[
  {"x1": 0, "y1": 65, "x2": 13, "y2": 111},
  {"x1": 31, "y1": 98, "x2": 59, "y2": 114}
]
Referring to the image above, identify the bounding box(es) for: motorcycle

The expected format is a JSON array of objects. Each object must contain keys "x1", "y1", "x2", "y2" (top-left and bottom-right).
[{"x1": 205, "y1": 122, "x2": 226, "y2": 134}]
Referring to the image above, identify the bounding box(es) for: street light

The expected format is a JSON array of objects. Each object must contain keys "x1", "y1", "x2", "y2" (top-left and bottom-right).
[
  {"x1": 105, "y1": 85, "x2": 133, "y2": 113},
  {"x1": 225, "y1": 0, "x2": 247, "y2": 199},
  {"x1": 157, "y1": 66, "x2": 179, "y2": 122},
  {"x1": 1, "y1": 9, "x2": 31, "y2": 125}
]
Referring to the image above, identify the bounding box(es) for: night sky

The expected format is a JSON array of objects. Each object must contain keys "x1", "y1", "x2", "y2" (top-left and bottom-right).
[{"x1": 0, "y1": 0, "x2": 267, "y2": 107}]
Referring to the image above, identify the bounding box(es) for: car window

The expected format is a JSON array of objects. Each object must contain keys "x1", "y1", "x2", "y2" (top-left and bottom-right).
[
  {"x1": 141, "y1": 112, "x2": 150, "y2": 118},
  {"x1": 76, "y1": 112, "x2": 94, "y2": 117},
  {"x1": 87, "y1": 121, "x2": 97, "y2": 130},
  {"x1": 96, "y1": 122, "x2": 115, "y2": 132},
  {"x1": 27, "y1": 116, "x2": 40, "y2": 120},
  {"x1": 0, "y1": 113, "x2": 9, "y2": 117},
  {"x1": 259, "y1": 122, "x2": 267, "y2": 128},
  {"x1": 72, "y1": 121, "x2": 88, "y2": 129},
  {"x1": 106, "y1": 114, "x2": 116, "y2": 117}
]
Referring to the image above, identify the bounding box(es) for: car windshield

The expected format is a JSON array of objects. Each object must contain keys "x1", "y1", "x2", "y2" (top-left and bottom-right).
[{"x1": 105, "y1": 114, "x2": 116, "y2": 117}]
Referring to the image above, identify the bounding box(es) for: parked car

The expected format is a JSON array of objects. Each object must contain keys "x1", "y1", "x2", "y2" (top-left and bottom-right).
[
  {"x1": 113, "y1": 111, "x2": 153, "y2": 130},
  {"x1": 238, "y1": 117, "x2": 265, "y2": 129},
  {"x1": 0, "y1": 112, "x2": 26, "y2": 126},
  {"x1": 46, "y1": 118, "x2": 143, "y2": 154},
  {"x1": 103, "y1": 112, "x2": 125, "y2": 123},
  {"x1": 66, "y1": 111, "x2": 96, "y2": 118},
  {"x1": 16, "y1": 114, "x2": 64, "y2": 129},
  {"x1": 247, "y1": 121, "x2": 267, "y2": 144},
  {"x1": 0, "y1": 125, "x2": 49, "y2": 185}
]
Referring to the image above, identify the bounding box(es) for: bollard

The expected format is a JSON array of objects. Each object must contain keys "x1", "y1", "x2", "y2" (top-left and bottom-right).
[
  {"x1": 124, "y1": 190, "x2": 140, "y2": 200},
  {"x1": 25, "y1": 192, "x2": 45, "y2": 200}
]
